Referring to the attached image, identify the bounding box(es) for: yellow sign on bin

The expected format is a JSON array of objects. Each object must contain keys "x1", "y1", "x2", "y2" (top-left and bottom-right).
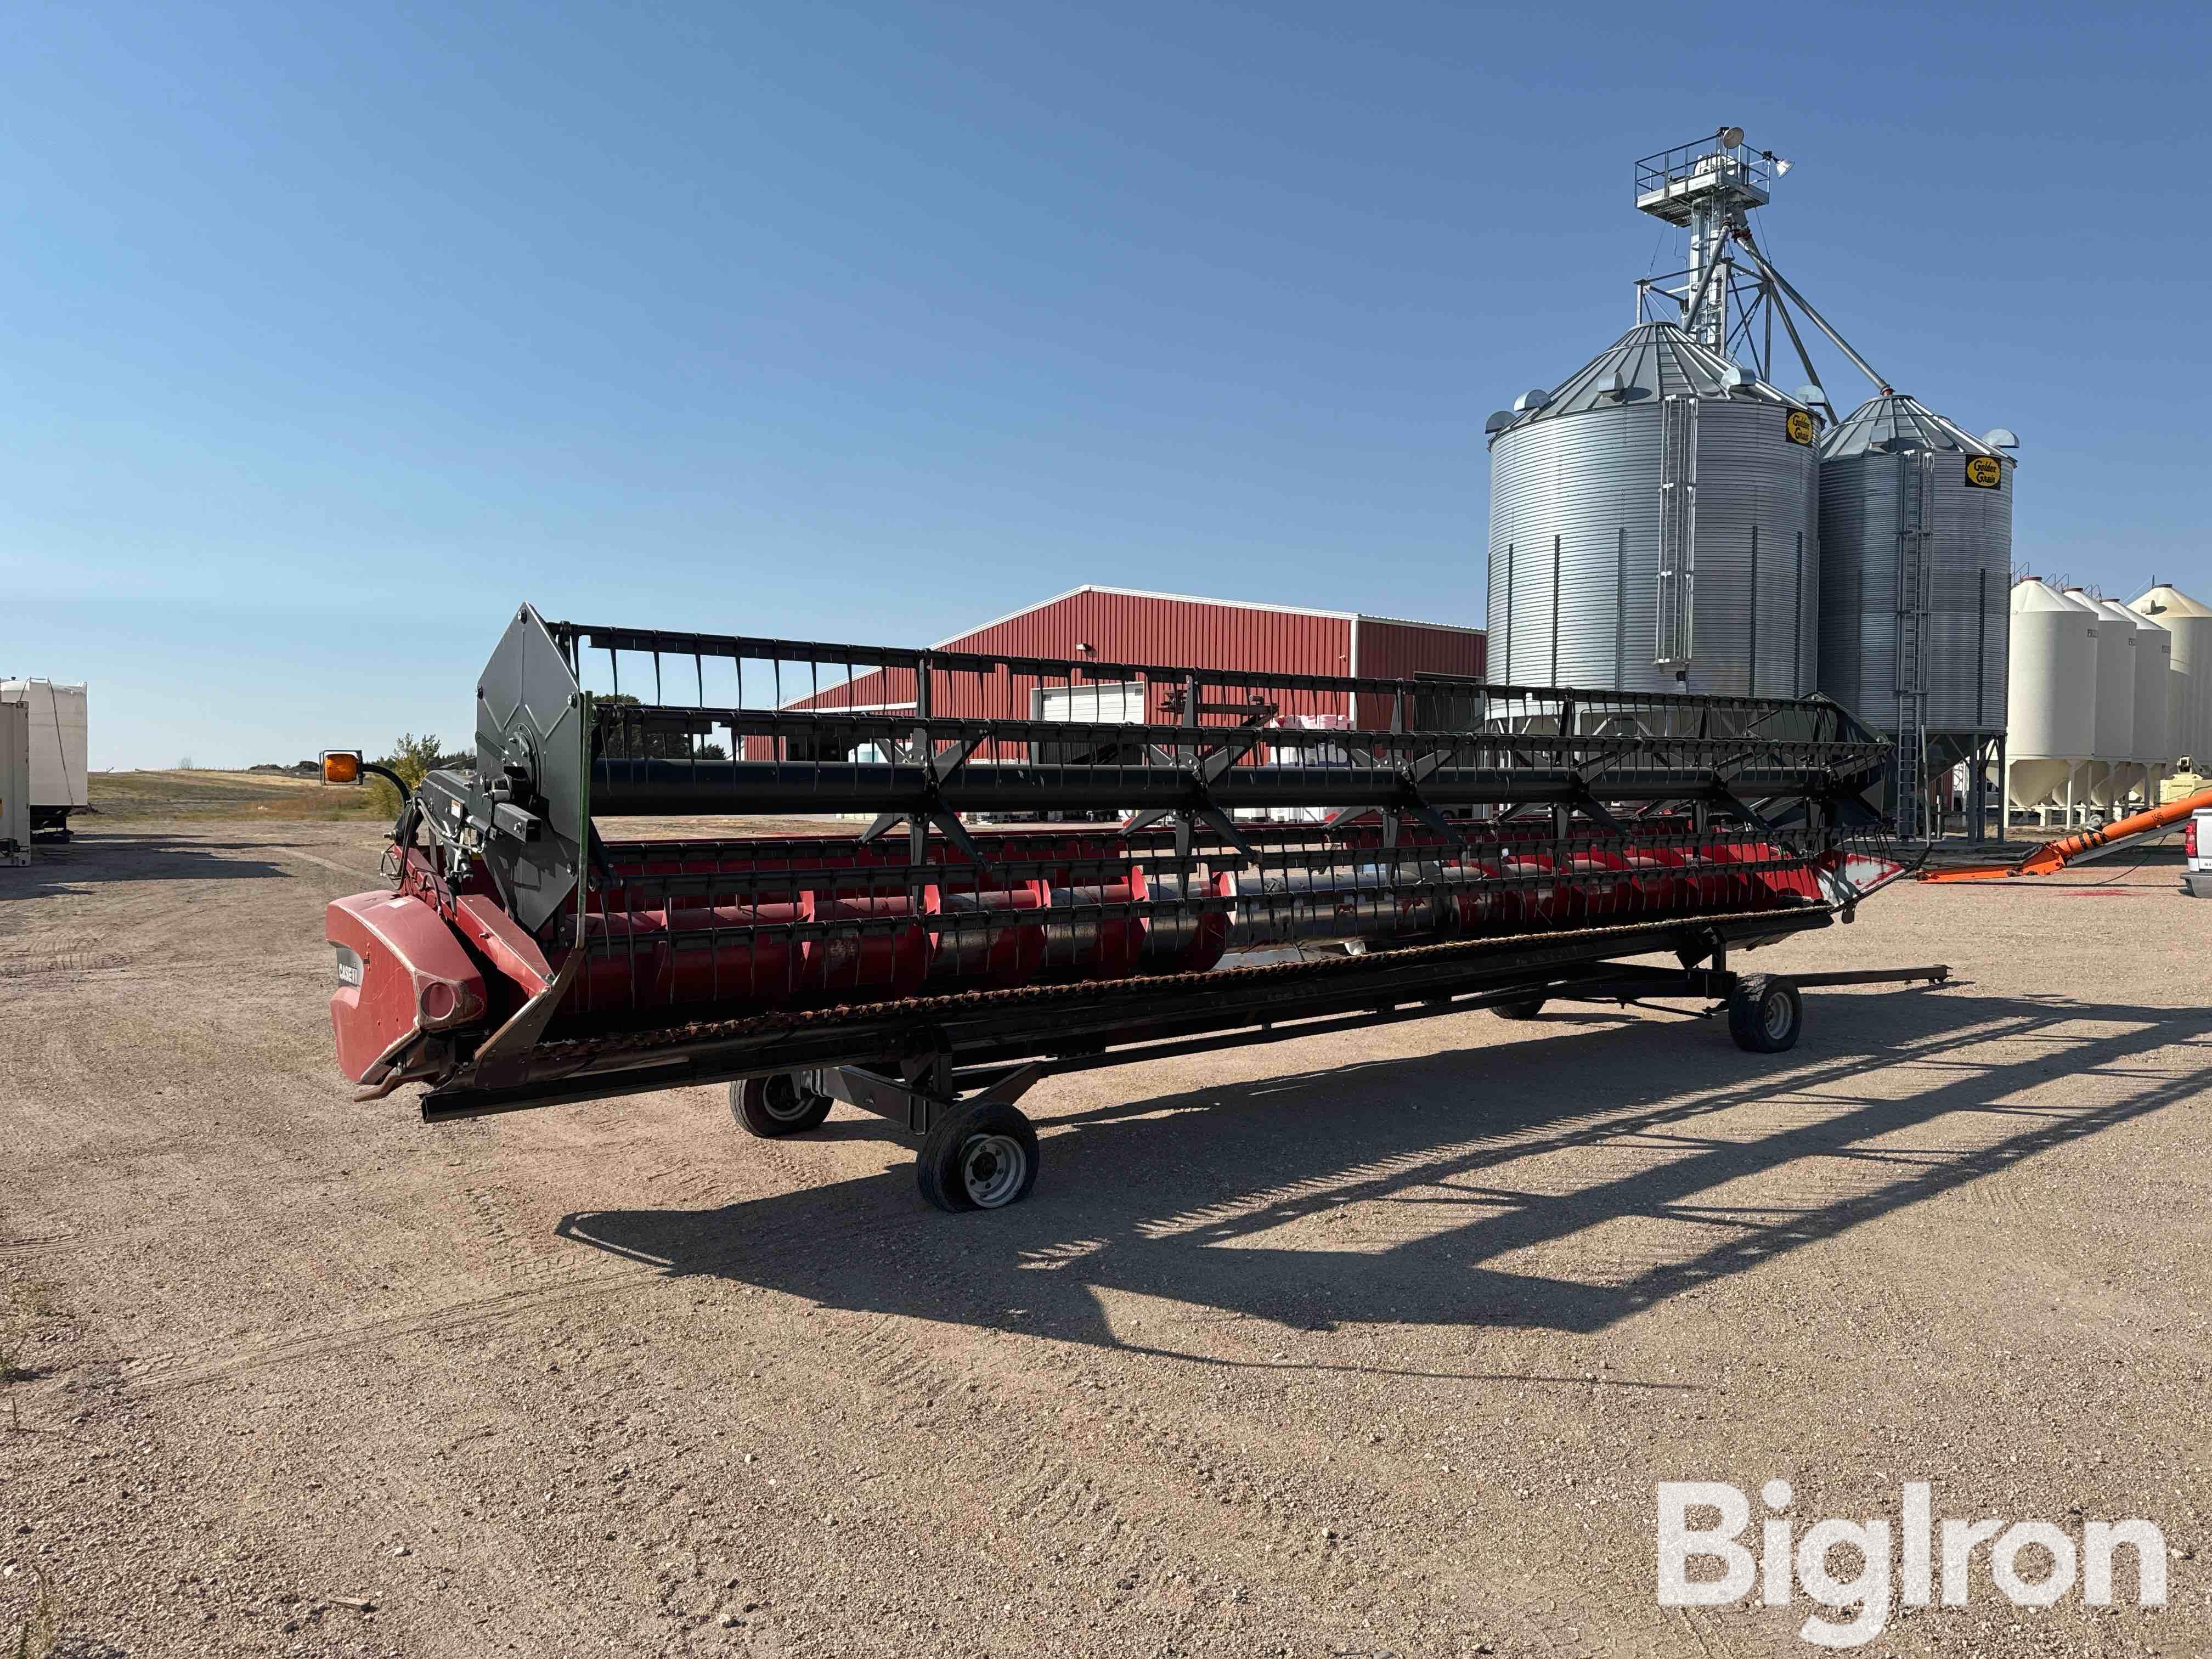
[{"x1": 1964, "y1": 455, "x2": 2002, "y2": 488}]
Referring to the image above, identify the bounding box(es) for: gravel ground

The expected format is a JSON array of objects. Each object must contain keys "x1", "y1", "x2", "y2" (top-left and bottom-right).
[{"x1": 2, "y1": 822, "x2": 2207, "y2": 1657}]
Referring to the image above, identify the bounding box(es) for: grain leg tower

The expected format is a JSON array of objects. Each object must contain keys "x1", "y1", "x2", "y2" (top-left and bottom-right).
[{"x1": 1484, "y1": 126, "x2": 2017, "y2": 840}]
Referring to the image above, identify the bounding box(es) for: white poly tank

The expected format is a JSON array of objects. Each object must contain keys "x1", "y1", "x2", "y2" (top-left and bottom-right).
[
  {"x1": 2128, "y1": 606, "x2": 2172, "y2": 771},
  {"x1": 2068, "y1": 593, "x2": 2136, "y2": 804},
  {"x1": 2132, "y1": 585, "x2": 2212, "y2": 769},
  {"x1": 2004, "y1": 578, "x2": 2096, "y2": 809},
  {"x1": 2061, "y1": 592, "x2": 2132, "y2": 805}
]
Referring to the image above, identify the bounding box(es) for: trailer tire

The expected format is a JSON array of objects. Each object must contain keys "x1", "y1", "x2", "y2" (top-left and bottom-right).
[
  {"x1": 1492, "y1": 994, "x2": 1547, "y2": 1020},
  {"x1": 917, "y1": 1101, "x2": 1039, "y2": 1214},
  {"x1": 1728, "y1": 975, "x2": 1802, "y2": 1054},
  {"x1": 732, "y1": 1073, "x2": 833, "y2": 1137}
]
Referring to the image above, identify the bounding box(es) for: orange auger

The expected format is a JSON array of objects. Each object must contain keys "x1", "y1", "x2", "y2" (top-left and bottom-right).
[{"x1": 1920, "y1": 788, "x2": 2212, "y2": 882}]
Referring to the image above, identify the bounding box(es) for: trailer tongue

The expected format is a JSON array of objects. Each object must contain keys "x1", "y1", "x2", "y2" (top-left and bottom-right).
[{"x1": 326, "y1": 604, "x2": 1934, "y2": 1211}]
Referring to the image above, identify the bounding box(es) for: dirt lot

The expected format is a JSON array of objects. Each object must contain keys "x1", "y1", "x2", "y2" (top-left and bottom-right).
[{"x1": 3, "y1": 821, "x2": 2208, "y2": 1657}]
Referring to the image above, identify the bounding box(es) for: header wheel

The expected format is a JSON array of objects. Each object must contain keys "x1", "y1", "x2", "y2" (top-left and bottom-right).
[
  {"x1": 917, "y1": 1101, "x2": 1039, "y2": 1213},
  {"x1": 1728, "y1": 975, "x2": 1802, "y2": 1053},
  {"x1": 733, "y1": 1073, "x2": 833, "y2": 1137}
]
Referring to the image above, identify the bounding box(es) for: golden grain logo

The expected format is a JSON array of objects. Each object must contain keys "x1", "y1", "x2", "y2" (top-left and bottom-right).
[
  {"x1": 1785, "y1": 410, "x2": 1816, "y2": 446},
  {"x1": 1964, "y1": 455, "x2": 2002, "y2": 488}
]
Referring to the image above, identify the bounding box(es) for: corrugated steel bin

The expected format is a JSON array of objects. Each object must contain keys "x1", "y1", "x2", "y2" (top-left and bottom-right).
[{"x1": 1485, "y1": 321, "x2": 1819, "y2": 698}]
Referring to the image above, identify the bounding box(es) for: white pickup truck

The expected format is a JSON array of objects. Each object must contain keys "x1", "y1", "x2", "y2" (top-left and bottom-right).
[{"x1": 2188, "y1": 806, "x2": 2212, "y2": 898}]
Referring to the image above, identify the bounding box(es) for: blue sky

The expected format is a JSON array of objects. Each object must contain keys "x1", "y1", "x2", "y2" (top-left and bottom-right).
[{"x1": 5, "y1": 1, "x2": 2207, "y2": 768}]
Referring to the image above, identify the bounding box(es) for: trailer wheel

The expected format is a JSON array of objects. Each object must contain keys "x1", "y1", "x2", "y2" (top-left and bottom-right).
[
  {"x1": 917, "y1": 1101, "x2": 1039, "y2": 1214},
  {"x1": 1492, "y1": 994, "x2": 1547, "y2": 1020},
  {"x1": 732, "y1": 1073, "x2": 833, "y2": 1137},
  {"x1": 1728, "y1": 975, "x2": 1802, "y2": 1054}
]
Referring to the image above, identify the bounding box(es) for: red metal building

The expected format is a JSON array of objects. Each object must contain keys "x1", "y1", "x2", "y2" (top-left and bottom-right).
[{"x1": 789, "y1": 586, "x2": 1485, "y2": 726}]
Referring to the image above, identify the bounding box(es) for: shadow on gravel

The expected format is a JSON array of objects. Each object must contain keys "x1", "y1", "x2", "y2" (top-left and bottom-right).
[
  {"x1": 0, "y1": 833, "x2": 292, "y2": 899},
  {"x1": 560, "y1": 987, "x2": 2212, "y2": 1362}
]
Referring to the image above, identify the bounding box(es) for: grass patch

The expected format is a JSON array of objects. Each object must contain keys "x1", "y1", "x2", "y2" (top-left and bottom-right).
[
  {"x1": 2, "y1": 1269, "x2": 60, "y2": 1385},
  {"x1": 9, "y1": 1566, "x2": 56, "y2": 1659},
  {"x1": 87, "y1": 770, "x2": 390, "y2": 823}
]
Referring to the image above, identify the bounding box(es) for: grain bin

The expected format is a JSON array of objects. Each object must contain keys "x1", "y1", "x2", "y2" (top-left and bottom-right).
[
  {"x1": 1484, "y1": 320, "x2": 1819, "y2": 696},
  {"x1": 2004, "y1": 578, "x2": 2097, "y2": 813},
  {"x1": 2132, "y1": 585, "x2": 2212, "y2": 768},
  {"x1": 1815, "y1": 396, "x2": 2012, "y2": 738}
]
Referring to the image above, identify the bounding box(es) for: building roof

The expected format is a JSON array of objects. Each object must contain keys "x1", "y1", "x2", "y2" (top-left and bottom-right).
[
  {"x1": 1489, "y1": 320, "x2": 1808, "y2": 443},
  {"x1": 935, "y1": 585, "x2": 1483, "y2": 648},
  {"x1": 1819, "y1": 392, "x2": 2011, "y2": 462}
]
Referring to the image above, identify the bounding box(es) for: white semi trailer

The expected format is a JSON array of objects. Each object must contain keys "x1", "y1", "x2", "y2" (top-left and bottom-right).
[
  {"x1": 1, "y1": 699, "x2": 29, "y2": 864},
  {"x1": 0, "y1": 679, "x2": 89, "y2": 840}
]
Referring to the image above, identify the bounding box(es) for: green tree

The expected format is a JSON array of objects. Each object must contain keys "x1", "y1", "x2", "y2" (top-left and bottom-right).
[
  {"x1": 369, "y1": 732, "x2": 447, "y2": 815},
  {"x1": 597, "y1": 693, "x2": 728, "y2": 760}
]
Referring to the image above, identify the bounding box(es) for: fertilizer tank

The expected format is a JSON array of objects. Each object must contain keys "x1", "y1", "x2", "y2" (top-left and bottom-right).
[
  {"x1": 2068, "y1": 589, "x2": 2137, "y2": 805},
  {"x1": 2128, "y1": 604, "x2": 2173, "y2": 781},
  {"x1": 2004, "y1": 578, "x2": 2097, "y2": 811},
  {"x1": 2133, "y1": 585, "x2": 2212, "y2": 767},
  {"x1": 2090, "y1": 595, "x2": 2153, "y2": 803},
  {"x1": 1484, "y1": 321, "x2": 1819, "y2": 696}
]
